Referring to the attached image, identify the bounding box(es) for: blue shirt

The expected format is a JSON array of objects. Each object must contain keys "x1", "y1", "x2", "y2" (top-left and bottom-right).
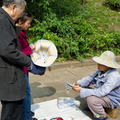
[{"x1": 77, "y1": 68, "x2": 120, "y2": 108}]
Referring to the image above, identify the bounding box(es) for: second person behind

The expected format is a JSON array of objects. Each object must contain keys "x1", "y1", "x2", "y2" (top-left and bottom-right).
[{"x1": 16, "y1": 10, "x2": 37, "y2": 120}]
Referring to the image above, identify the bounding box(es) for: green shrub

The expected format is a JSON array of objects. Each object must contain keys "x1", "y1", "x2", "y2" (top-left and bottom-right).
[
  {"x1": 26, "y1": 0, "x2": 82, "y2": 20},
  {"x1": 28, "y1": 6, "x2": 95, "y2": 61},
  {"x1": 50, "y1": 0, "x2": 82, "y2": 18},
  {"x1": 106, "y1": 0, "x2": 120, "y2": 9},
  {"x1": 27, "y1": 0, "x2": 120, "y2": 61}
]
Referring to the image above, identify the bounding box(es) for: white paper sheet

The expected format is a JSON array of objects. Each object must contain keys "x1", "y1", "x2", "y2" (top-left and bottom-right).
[{"x1": 31, "y1": 99, "x2": 92, "y2": 120}]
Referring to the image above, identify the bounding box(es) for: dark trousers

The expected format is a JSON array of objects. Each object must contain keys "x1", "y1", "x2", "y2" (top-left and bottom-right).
[{"x1": 1, "y1": 100, "x2": 23, "y2": 120}]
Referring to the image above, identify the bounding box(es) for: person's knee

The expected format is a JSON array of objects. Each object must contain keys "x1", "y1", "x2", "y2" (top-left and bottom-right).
[{"x1": 86, "y1": 96, "x2": 99, "y2": 105}]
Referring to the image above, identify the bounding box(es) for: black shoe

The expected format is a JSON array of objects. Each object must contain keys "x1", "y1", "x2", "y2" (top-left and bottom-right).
[
  {"x1": 31, "y1": 111, "x2": 35, "y2": 116},
  {"x1": 83, "y1": 107, "x2": 90, "y2": 111},
  {"x1": 31, "y1": 118, "x2": 38, "y2": 120}
]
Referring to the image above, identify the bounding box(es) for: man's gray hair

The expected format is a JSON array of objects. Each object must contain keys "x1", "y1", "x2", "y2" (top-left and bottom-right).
[{"x1": 3, "y1": 0, "x2": 26, "y2": 8}]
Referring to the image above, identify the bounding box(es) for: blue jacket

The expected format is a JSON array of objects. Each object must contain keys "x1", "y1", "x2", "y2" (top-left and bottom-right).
[{"x1": 77, "y1": 68, "x2": 120, "y2": 108}]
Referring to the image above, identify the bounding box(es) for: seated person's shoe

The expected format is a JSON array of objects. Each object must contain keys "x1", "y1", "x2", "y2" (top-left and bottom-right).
[
  {"x1": 93, "y1": 117, "x2": 108, "y2": 120},
  {"x1": 105, "y1": 107, "x2": 118, "y2": 118},
  {"x1": 83, "y1": 107, "x2": 90, "y2": 111}
]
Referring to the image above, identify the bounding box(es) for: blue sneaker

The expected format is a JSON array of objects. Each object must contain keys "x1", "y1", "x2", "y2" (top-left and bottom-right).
[
  {"x1": 83, "y1": 107, "x2": 90, "y2": 111},
  {"x1": 93, "y1": 117, "x2": 108, "y2": 120}
]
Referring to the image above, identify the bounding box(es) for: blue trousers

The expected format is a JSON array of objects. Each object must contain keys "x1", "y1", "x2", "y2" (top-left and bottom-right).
[{"x1": 22, "y1": 73, "x2": 32, "y2": 120}]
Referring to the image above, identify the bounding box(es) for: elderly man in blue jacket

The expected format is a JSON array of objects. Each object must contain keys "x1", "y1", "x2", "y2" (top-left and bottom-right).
[
  {"x1": 72, "y1": 51, "x2": 120, "y2": 120},
  {"x1": 0, "y1": 0, "x2": 31, "y2": 120}
]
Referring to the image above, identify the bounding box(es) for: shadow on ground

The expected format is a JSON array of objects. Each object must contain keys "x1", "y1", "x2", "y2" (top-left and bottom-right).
[{"x1": 30, "y1": 82, "x2": 56, "y2": 104}]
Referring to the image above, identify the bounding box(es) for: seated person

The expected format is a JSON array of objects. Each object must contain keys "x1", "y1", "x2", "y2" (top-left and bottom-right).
[{"x1": 72, "y1": 51, "x2": 120, "y2": 120}]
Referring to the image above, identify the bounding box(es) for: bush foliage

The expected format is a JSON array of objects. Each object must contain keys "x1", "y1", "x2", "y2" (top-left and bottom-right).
[
  {"x1": 106, "y1": 0, "x2": 120, "y2": 9},
  {"x1": 26, "y1": 0, "x2": 120, "y2": 61}
]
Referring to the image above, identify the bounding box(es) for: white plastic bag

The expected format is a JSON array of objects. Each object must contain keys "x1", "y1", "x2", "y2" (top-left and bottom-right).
[{"x1": 57, "y1": 97, "x2": 80, "y2": 109}]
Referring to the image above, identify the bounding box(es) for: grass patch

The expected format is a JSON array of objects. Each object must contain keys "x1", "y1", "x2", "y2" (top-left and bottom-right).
[{"x1": 86, "y1": 0, "x2": 120, "y2": 32}]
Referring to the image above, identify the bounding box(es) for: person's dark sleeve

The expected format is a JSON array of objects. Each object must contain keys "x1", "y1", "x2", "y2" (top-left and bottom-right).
[{"x1": 0, "y1": 20, "x2": 31, "y2": 67}]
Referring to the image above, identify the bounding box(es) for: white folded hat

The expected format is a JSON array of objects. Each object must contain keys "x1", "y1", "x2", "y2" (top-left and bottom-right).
[{"x1": 31, "y1": 39, "x2": 58, "y2": 67}]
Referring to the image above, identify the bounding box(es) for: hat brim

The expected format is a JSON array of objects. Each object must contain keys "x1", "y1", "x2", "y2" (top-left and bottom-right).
[{"x1": 92, "y1": 56, "x2": 120, "y2": 69}]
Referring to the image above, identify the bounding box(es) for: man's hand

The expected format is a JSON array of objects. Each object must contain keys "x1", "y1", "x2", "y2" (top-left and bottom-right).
[{"x1": 72, "y1": 83, "x2": 81, "y2": 92}]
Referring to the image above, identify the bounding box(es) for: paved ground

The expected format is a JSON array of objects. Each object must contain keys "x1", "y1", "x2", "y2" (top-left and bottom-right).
[{"x1": 29, "y1": 57, "x2": 120, "y2": 120}]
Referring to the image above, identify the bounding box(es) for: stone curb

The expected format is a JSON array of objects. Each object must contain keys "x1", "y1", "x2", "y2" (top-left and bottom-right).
[{"x1": 51, "y1": 56, "x2": 120, "y2": 70}]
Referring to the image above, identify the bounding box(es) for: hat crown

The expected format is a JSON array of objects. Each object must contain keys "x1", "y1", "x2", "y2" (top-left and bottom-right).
[
  {"x1": 99, "y1": 51, "x2": 115, "y2": 65},
  {"x1": 92, "y1": 51, "x2": 120, "y2": 68}
]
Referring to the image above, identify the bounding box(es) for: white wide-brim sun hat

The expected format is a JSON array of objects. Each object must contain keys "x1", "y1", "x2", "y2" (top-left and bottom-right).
[
  {"x1": 92, "y1": 51, "x2": 120, "y2": 69},
  {"x1": 31, "y1": 39, "x2": 58, "y2": 67}
]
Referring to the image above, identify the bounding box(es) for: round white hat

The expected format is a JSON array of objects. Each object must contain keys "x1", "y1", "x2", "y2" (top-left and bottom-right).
[
  {"x1": 92, "y1": 51, "x2": 120, "y2": 68},
  {"x1": 31, "y1": 39, "x2": 58, "y2": 67}
]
